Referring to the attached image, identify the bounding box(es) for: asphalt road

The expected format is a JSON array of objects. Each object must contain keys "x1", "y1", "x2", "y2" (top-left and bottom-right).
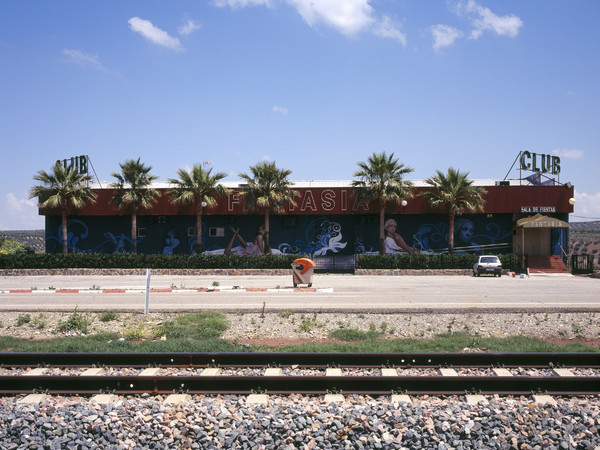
[{"x1": 0, "y1": 273, "x2": 598, "y2": 313}]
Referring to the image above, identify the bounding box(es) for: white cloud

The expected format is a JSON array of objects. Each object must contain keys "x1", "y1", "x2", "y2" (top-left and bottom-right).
[
  {"x1": 214, "y1": 0, "x2": 408, "y2": 42},
  {"x1": 456, "y1": 0, "x2": 523, "y2": 39},
  {"x1": 1, "y1": 193, "x2": 44, "y2": 230},
  {"x1": 287, "y1": 0, "x2": 375, "y2": 36},
  {"x1": 213, "y1": 0, "x2": 274, "y2": 7},
  {"x1": 373, "y1": 15, "x2": 407, "y2": 46},
  {"x1": 430, "y1": 24, "x2": 462, "y2": 51},
  {"x1": 272, "y1": 105, "x2": 288, "y2": 115},
  {"x1": 572, "y1": 191, "x2": 600, "y2": 221},
  {"x1": 178, "y1": 18, "x2": 202, "y2": 36},
  {"x1": 128, "y1": 17, "x2": 183, "y2": 51},
  {"x1": 62, "y1": 49, "x2": 118, "y2": 75},
  {"x1": 552, "y1": 149, "x2": 584, "y2": 159},
  {"x1": 262, "y1": 154, "x2": 273, "y2": 161}
]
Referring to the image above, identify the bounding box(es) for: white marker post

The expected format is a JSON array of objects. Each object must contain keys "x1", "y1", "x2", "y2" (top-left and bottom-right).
[{"x1": 145, "y1": 268, "x2": 151, "y2": 314}]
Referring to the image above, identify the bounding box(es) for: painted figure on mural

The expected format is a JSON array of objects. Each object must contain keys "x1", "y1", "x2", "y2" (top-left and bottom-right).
[
  {"x1": 224, "y1": 224, "x2": 266, "y2": 255},
  {"x1": 162, "y1": 231, "x2": 180, "y2": 255},
  {"x1": 384, "y1": 219, "x2": 419, "y2": 253},
  {"x1": 454, "y1": 218, "x2": 481, "y2": 253}
]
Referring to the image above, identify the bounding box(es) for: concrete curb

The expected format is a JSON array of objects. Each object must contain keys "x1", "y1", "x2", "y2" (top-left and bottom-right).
[{"x1": 0, "y1": 287, "x2": 334, "y2": 295}]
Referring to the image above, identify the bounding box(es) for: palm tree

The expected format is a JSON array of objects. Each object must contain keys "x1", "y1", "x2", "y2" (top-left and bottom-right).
[
  {"x1": 29, "y1": 163, "x2": 97, "y2": 254},
  {"x1": 110, "y1": 158, "x2": 159, "y2": 254},
  {"x1": 168, "y1": 164, "x2": 230, "y2": 253},
  {"x1": 352, "y1": 152, "x2": 414, "y2": 255},
  {"x1": 238, "y1": 161, "x2": 297, "y2": 253},
  {"x1": 421, "y1": 167, "x2": 486, "y2": 254}
]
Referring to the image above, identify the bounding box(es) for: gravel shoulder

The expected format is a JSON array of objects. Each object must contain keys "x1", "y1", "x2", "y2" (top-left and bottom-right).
[{"x1": 1, "y1": 311, "x2": 599, "y2": 347}]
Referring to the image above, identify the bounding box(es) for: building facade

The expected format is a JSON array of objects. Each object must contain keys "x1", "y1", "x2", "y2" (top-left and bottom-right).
[{"x1": 39, "y1": 179, "x2": 575, "y2": 257}]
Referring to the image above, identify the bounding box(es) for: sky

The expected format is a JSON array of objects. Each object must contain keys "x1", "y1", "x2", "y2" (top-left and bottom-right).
[{"x1": 1, "y1": 0, "x2": 599, "y2": 230}]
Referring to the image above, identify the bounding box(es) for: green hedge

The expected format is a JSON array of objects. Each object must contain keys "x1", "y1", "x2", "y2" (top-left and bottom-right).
[
  {"x1": 356, "y1": 253, "x2": 522, "y2": 270},
  {"x1": 0, "y1": 253, "x2": 301, "y2": 270},
  {"x1": 0, "y1": 252, "x2": 523, "y2": 270}
]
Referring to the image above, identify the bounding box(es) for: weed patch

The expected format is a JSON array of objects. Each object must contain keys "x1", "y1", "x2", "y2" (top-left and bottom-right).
[{"x1": 57, "y1": 308, "x2": 92, "y2": 334}]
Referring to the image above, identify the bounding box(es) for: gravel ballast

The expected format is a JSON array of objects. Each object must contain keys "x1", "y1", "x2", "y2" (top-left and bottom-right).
[{"x1": 1, "y1": 395, "x2": 599, "y2": 449}]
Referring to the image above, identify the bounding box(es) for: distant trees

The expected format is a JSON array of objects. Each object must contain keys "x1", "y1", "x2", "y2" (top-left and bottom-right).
[
  {"x1": 168, "y1": 164, "x2": 230, "y2": 253},
  {"x1": 421, "y1": 168, "x2": 486, "y2": 254},
  {"x1": 29, "y1": 164, "x2": 97, "y2": 254},
  {"x1": 110, "y1": 158, "x2": 158, "y2": 254},
  {"x1": 352, "y1": 152, "x2": 414, "y2": 255},
  {"x1": 238, "y1": 161, "x2": 297, "y2": 254},
  {"x1": 0, "y1": 237, "x2": 34, "y2": 255}
]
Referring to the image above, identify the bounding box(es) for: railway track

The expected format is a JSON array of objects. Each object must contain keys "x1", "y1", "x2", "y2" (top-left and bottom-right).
[{"x1": 1, "y1": 352, "x2": 599, "y2": 397}]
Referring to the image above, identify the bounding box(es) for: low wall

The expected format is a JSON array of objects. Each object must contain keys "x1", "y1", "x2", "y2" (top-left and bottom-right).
[
  {"x1": 0, "y1": 268, "x2": 471, "y2": 276},
  {"x1": 355, "y1": 269, "x2": 471, "y2": 276}
]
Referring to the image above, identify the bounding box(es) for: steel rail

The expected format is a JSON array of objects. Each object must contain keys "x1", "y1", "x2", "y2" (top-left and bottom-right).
[
  {"x1": 1, "y1": 352, "x2": 599, "y2": 368},
  {"x1": 1, "y1": 374, "x2": 598, "y2": 396}
]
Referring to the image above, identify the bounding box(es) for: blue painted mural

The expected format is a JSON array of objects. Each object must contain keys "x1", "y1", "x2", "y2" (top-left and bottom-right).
[{"x1": 45, "y1": 213, "x2": 514, "y2": 255}]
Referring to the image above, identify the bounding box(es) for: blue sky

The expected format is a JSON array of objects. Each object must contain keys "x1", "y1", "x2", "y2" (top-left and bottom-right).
[{"x1": 1, "y1": 0, "x2": 599, "y2": 229}]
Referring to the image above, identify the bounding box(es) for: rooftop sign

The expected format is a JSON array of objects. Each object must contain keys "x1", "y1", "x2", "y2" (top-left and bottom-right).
[{"x1": 520, "y1": 151, "x2": 560, "y2": 175}]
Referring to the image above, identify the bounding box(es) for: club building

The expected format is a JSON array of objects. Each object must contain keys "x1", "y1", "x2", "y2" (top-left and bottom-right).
[{"x1": 39, "y1": 154, "x2": 575, "y2": 263}]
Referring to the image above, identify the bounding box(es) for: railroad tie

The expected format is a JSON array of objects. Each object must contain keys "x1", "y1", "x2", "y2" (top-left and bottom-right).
[
  {"x1": 324, "y1": 368, "x2": 345, "y2": 402},
  {"x1": 492, "y1": 368, "x2": 513, "y2": 377},
  {"x1": 91, "y1": 394, "x2": 120, "y2": 405},
  {"x1": 17, "y1": 394, "x2": 50, "y2": 404},
  {"x1": 164, "y1": 394, "x2": 192, "y2": 405},
  {"x1": 391, "y1": 394, "x2": 412, "y2": 404},
  {"x1": 81, "y1": 368, "x2": 105, "y2": 376},
  {"x1": 533, "y1": 395, "x2": 557, "y2": 406},
  {"x1": 552, "y1": 368, "x2": 575, "y2": 377},
  {"x1": 465, "y1": 395, "x2": 488, "y2": 405},
  {"x1": 246, "y1": 394, "x2": 269, "y2": 405},
  {"x1": 24, "y1": 368, "x2": 48, "y2": 376}
]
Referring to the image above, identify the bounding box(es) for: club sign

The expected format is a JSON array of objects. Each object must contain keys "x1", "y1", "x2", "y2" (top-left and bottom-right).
[
  {"x1": 56, "y1": 155, "x2": 88, "y2": 175},
  {"x1": 520, "y1": 151, "x2": 560, "y2": 175}
]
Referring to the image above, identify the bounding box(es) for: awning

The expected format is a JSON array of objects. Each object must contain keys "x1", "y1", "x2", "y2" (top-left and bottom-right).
[{"x1": 515, "y1": 213, "x2": 569, "y2": 229}]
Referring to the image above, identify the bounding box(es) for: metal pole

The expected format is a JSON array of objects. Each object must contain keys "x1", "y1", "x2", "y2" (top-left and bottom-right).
[{"x1": 145, "y1": 268, "x2": 151, "y2": 314}]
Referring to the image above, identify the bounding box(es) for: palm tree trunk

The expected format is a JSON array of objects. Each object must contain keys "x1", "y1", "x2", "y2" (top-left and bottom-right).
[
  {"x1": 448, "y1": 213, "x2": 455, "y2": 255},
  {"x1": 264, "y1": 210, "x2": 271, "y2": 254},
  {"x1": 131, "y1": 213, "x2": 137, "y2": 254},
  {"x1": 196, "y1": 207, "x2": 203, "y2": 254},
  {"x1": 379, "y1": 205, "x2": 386, "y2": 255},
  {"x1": 61, "y1": 210, "x2": 68, "y2": 254}
]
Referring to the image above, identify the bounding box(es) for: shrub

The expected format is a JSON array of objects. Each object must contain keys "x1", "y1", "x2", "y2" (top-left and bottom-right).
[
  {"x1": 0, "y1": 253, "x2": 301, "y2": 270},
  {"x1": 57, "y1": 308, "x2": 92, "y2": 334},
  {"x1": 99, "y1": 311, "x2": 118, "y2": 322},
  {"x1": 16, "y1": 313, "x2": 31, "y2": 327}
]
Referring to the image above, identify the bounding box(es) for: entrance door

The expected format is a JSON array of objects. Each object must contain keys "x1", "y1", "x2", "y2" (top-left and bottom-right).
[{"x1": 523, "y1": 228, "x2": 551, "y2": 256}]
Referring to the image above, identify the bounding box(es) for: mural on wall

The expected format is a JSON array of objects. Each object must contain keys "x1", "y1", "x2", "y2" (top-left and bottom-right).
[
  {"x1": 46, "y1": 219, "x2": 143, "y2": 253},
  {"x1": 354, "y1": 215, "x2": 513, "y2": 255},
  {"x1": 412, "y1": 217, "x2": 512, "y2": 254},
  {"x1": 204, "y1": 224, "x2": 279, "y2": 255},
  {"x1": 45, "y1": 213, "x2": 512, "y2": 255},
  {"x1": 278, "y1": 217, "x2": 347, "y2": 255}
]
